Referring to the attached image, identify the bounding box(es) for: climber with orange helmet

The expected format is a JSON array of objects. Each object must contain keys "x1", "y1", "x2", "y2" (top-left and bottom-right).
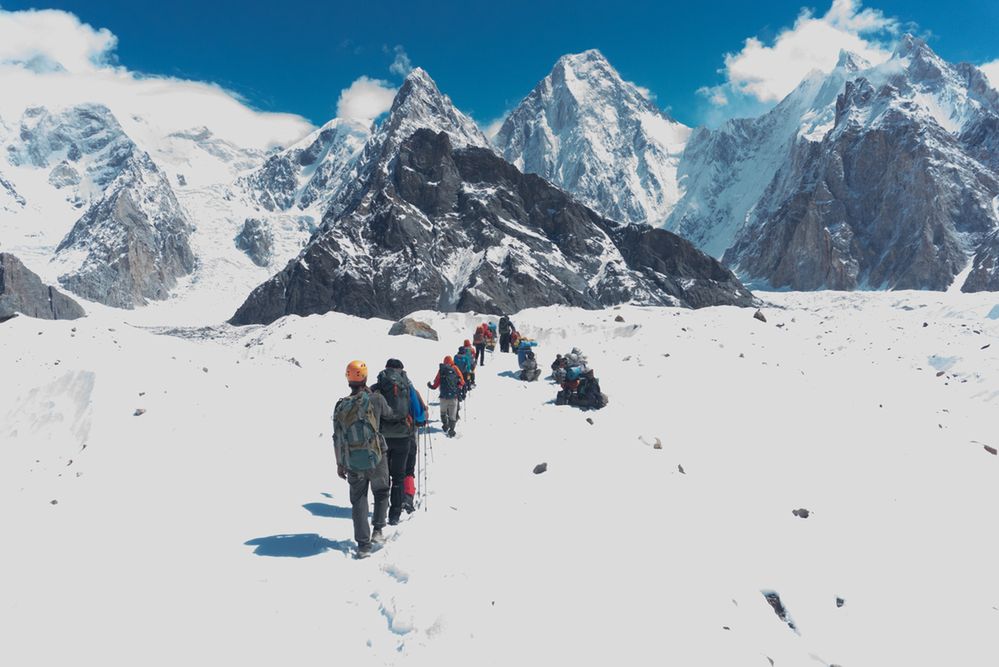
[
  {"x1": 428, "y1": 355, "x2": 464, "y2": 437},
  {"x1": 332, "y1": 359, "x2": 396, "y2": 557}
]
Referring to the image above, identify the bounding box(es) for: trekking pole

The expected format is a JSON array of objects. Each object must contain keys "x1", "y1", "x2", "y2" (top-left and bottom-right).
[{"x1": 421, "y1": 390, "x2": 430, "y2": 510}]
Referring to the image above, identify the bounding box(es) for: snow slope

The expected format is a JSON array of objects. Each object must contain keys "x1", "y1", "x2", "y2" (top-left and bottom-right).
[{"x1": 2, "y1": 291, "x2": 998, "y2": 666}]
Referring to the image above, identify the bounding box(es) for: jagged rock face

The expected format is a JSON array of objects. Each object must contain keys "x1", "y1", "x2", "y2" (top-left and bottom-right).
[
  {"x1": 56, "y1": 152, "x2": 195, "y2": 308},
  {"x1": 235, "y1": 218, "x2": 274, "y2": 267},
  {"x1": 230, "y1": 129, "x2": 752, "y2": 325},
  {"x1": 6, "y1": 104, "x2": 136, "y2": 205},
  {"x1": 238, "y1": 118, "x2": 369, "y2": 213},
  {"x1": 496, "y1": 50, "x2": 690, "y2": 226},
  {"x1": 671, "y1": 37, "x2": 999, "y2": 291},
  {"x1": 0, "y1": 253, "x2": 85, "y2": 320},
  {"x1": 963, "y1": 229, "x2": 999, "y2": 292},
  {"x1": 667, "y1": 51, "x2": 867, "y2": 258},
  {"x1": 725, "y1": 41, "x2": 999, "y2": 291}
]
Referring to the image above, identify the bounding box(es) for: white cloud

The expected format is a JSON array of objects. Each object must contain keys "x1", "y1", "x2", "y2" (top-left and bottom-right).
[
  {"x1": 706, "y1": 0, "x2": 898, "y2": 111},
  {"x1": 0, "y1": 9, "x2": 115, "y2": 73},
  {"x1": 0, "y1": 8, "x2": 312, "y2": 150},
  {"x1": 336, "y1": 76, "x2": 397, "y2": 121},
  {"x1": 389, "y1": 45, "x2": 413, "y2": 77},
  {"x1": 697, "y1": 86, "x2": 728, "y2": 107},
  {"x1": 981, "y1": 60, "x2": 999, "y2": 90}
]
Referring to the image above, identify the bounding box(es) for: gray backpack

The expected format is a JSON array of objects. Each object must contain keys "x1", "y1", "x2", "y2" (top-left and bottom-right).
[{"x1": 334, "y1": 392, "x2": 382, "y2": 471}]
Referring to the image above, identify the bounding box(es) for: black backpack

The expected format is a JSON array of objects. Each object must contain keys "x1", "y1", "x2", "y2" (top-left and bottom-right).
[
  {"x1": 376, "y1": 368, "x2": 412, "y2": 424},
  {"x1": 499, "y1": 316, "x2": 512, "y2": 335},
  {"x1": 439, "y1": 363, "x2": 460, "y2": 399}
]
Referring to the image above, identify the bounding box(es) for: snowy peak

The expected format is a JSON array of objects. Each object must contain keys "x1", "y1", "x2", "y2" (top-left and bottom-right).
[
  {"x1": 313, "y1": 68, "x2": 491, "y2": 221},
  {"x1": 835, "y1": 49, "x2": 870, "y2": 73},
  {"x1": 380, "y1": 67, "x2": 489, "y2": 150},
  {"x1": 549, "y1": 48, "x2": 660, "y2": 116},
  {"x1": 496, "y1": 49, "x2": 690, "y2": 227},
  {"x1": 6, "y1": 104, "x2": 137, "y2": 205}
]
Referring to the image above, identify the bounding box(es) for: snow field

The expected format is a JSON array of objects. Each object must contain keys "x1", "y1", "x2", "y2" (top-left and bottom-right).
[{"x1": 1, "y1": 291, "x2": 998, "y2": 665}]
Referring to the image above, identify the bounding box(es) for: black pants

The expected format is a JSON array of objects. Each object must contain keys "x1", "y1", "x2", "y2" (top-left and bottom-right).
[
  {"x1": 500, "y1": 333, "x2": 511, "y2": 352},
  {"x1": 475, "y1": 343, "x2": 486, "y2": 365},
  {"x1": 406, "y1": 434, "x2": 417, "y2": 477},
  {"x1": 385, "y1": 436, "x2": 411, "y2": 521}
]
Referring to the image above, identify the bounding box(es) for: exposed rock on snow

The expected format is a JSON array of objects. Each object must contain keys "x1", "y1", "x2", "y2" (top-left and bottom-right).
[
  {"x1": 388, "y1": 317, "x2": 439, "y2": 341},
  {"x1": 230, "y1": 126, "x2": 753, "y2": 325},
  {"x1": 56, "y1": 151, "x2": 195, "y2": 308},
  {"x1": 0, "y1": 170, "x2": 26, "y2": 212},
  {"x1": 0, "y1": 253, "x2": 85, "y2": 320},
  {"x1": 533, "y1": 462, "x2": 548, "y2": 474},
  {"x1": 496, "y1": 49, "x2": 690, "y2": 226},
  {"x1": 234, "y1": 218, "x2": 274, "y2": 267},
  {"x1": 754, "y1": 309, "x2": 767, "y2": 323},
  {"x1": 762, "y1": 590, "x2": 798, "y2": 633}
]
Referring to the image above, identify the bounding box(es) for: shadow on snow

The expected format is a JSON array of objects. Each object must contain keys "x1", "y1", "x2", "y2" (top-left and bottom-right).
[
  {"x1": 302, "y1": 502, "x2": 353, "y2": 519},
  {"x1": 244, "y1": 533, "x2": 352, "y2": 558}
]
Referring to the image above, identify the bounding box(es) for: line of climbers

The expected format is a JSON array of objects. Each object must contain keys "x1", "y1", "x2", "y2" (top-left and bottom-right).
[{"x1": 331, "y1": 316, "x2": 606, "y2": 557}]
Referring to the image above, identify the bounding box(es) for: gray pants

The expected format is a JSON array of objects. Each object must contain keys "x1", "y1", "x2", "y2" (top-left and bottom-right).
[
  {"x1": 440, "y1": 397, "x2": 459, "y2": 431},
  {"x1": 347, "y1": 457, "x2": 390, "y2": 547}
]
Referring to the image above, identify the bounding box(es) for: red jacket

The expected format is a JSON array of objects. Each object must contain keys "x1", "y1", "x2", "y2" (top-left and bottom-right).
[{"x1": 430, "y1": 364, "x2": 465, "y2": 389}]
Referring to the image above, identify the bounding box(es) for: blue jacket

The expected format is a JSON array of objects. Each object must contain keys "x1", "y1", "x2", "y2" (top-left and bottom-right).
[{"x1": 409, "y1": 385, "x2": 427, "y2": 425}]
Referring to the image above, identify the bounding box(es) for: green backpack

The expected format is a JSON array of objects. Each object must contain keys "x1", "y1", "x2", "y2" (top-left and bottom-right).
[{"x1": 334, "y1": 392, "x2": 382, "y2": 471}]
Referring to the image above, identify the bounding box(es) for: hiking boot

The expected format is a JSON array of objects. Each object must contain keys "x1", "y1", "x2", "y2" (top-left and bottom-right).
[
  {"x1": 388, "y1": 516, "x2": 400, "y2": 526},
  {"x1": 356, "y1": 541, "x2": 372, "y2": 558},
  {"x1": 373, "y1": 528, "x2": 386, "y2": 543},
  {"x1": 403, "y1": 502, "x2": 415, "y2": 514},
  {"x1": 448, "y1": 428, "x2": 456, "y2": 437}
]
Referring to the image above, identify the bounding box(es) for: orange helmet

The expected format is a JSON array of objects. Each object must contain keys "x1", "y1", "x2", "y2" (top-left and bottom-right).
[
  {"x1": 464, "y1": 339, "x2": 472, "y2": 347},
  {"x1": 345, "y1": 360, "x2": 368, "y2": 383},
  {"x1": 443, "y1": 355, "x2": 453, "y2": 365}
]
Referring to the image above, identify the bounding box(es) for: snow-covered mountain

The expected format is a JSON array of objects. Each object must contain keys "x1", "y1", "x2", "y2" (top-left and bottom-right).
[
  {"x1": 230, "y1": 70, "x2": 751, "y2": 325},
  {"x1": 55, "y1": 150, "x2": 195, "y2": 308},
  {"x1": 667, "y1": 51, "x2": 870, "y2": 259},
  {"x1": 319, "y1": 67, "x2": 492, "y2": 223},
  {"x1": 238, "y1": 118, "x2": 370, "y2": 213},
  {"x1": 496, "y1": 50, "x2": 690, "y2": 227},
  {"x1": 6, "y1": 104, "x2": 139, "y2": 209},
  {"x1": 669, "y1": 36, "x2": 999, "y2": 292}
]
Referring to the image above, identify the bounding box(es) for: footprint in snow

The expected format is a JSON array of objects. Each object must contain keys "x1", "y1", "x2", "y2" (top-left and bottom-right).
[{"x1": 382, "y1": 563, "x2": 410, "y2": 583}]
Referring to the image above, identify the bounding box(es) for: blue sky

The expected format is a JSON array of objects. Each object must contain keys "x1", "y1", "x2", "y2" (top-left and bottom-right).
[{"x1": 2, "y1": 0, "x2": 998, "y2": 131}]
